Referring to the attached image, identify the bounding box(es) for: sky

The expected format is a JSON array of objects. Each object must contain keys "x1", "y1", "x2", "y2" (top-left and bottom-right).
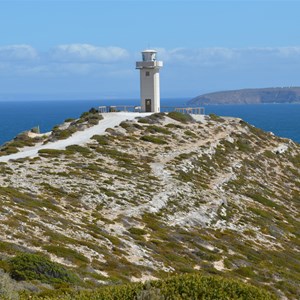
[{"x1": 1, "y1": 0, "x2": 300, "y2": 100}]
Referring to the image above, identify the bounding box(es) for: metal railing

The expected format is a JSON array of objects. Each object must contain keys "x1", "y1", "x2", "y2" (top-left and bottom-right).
[{"x1": 98, "y1": 105, "x2": 205, "y2": 115}]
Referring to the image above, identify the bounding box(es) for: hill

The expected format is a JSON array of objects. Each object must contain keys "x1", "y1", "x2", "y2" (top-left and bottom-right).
[
  {"x1": 188, "y1": 87, "x2": 300, "y2": 105},
  {"x1": 0, "y1": 111, "x2": 299, "y2": 299}
]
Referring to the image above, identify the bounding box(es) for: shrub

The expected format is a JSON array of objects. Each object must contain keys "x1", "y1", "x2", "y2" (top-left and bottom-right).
[
  {"x1": 137, "y1": 113, "x2": 165, "y2": 124},
  {"x1": 1, "y1": 131, "x2": 41, "y2": 151},
  {"x1": 136, "y1": 282, "x2": 163, "y2": 300},
  {"x1": 165, "y1": 123, "x2": 184, "y2": 129},
  {"x1": 30, "y1": 127, "x2": 40, "y2": 134},
  {"x1": 0, "y1": 146, "x2": 19, "y2": 155},
  {"x1": 137, "y1": 117, "x2": 150, "y2": 124},
  {"x1": 64, "y1": 118, "x2": 75, "y2": 123},
  {"x1": 89, "y1": 107, "x2": 98, "y2": 114},
  {"x1": 88, "y1": 118, "x2": 99, "y2": 125},
  {"x1": 50, "y1": 127, "x2": 77, "y2": 141},
  {"x1": 18, "y1": 273, "x2": 277, "y2": 299},
  {"x1": 140, "y1": 135, "x2": 167, "y2": 145},
  {"x1": 168, "y1": 112, "x2": 194, "y2": 123},
  {"x1": 38, "y1": 149, "x2": 66, "y2": 157},
  {"x1": 184, "y1": 130, "x2": 197, "y2": 138},
  {"x1": 0, "y1": 131, "x2": 41, "y2": 154},
  {"x1": 209, "y1": 114, "x2": 225, "y2": 122},
  {"x1": 65, "y1": 145, "x2": 91, "y2": 156},
  {"x1": 236, "y1": 139, "x2": 252, "y2": 152},
  {"x1": 91, "y1": 135, "x2": 110, "y2": 145},
  {"x1": 80, "y1": 112, "x2": 89, "y2": 119},
  {"x1": 145, "y1": 126, "x2": 171, "y2": 135},
  {"x1": 43, "y1": 245, "x2": 89, "y2": 266},
  {"x1": 48, "y1": 109, "x2": 103, "y2": 142},
  {"x1": 0, "y1": 271, "x2": 19, "y2": 300},
  {"x1": 245, "y1": 192, "x2": 280, "y2": 209},
  {"x1": 119, "y1": 121, "x2": 131, "y2": 129},
  {"x1": 128, "y1": 227, "x2": 147, "y2": 236},
  {"x1": 9, "y1": 253, "x2": 78, "y2": 285},
  {"x1": 79, "y1": 110, "x2": 103, "y2": 125}
]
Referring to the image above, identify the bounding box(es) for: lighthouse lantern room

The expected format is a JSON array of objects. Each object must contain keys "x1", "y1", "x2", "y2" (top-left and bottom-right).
[{"x1": 136, "y1": 50, "x2": 163, "y2": 113}]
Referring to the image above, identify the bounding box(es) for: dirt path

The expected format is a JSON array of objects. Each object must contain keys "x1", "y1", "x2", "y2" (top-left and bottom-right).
[{"x1": 0, "y1": 112, "x2": 151, "y2": 162}]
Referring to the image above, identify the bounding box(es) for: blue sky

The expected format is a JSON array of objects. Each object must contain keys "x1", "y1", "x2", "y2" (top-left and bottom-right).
[{"x1": 1, "y1": 0, "x2": 300, "y2": 100}]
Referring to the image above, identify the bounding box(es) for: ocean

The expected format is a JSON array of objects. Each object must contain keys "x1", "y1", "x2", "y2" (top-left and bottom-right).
[{"x1": 0, "y1": 99, "x2": 299, "y2": 146}]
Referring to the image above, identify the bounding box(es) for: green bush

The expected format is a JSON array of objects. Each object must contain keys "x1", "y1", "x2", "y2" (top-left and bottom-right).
[
  {"x1": 168, "y1": 112, "x2": 194, "y2": 123},
  {"x1": 145, "y1": 125, "x2": 171, "y2": 135},
  {"x1": 0, "y1": 146, "x2": 19, "y2": 155},
  {"x1": 1, "y1": 131, "x2": 42, "y2": 152},
  {"x1": 80, "y1": 112, "x2": 89, "y2": 119},
  {"x1": 48, "y1": 109, "x2": 103, "y2": 142},
  {"x1": 43, "y1": 245, "x2": 89, "y2": 266},
  {"x1": 165, "y1": 123, "x2": 184, "y2": 129},
  {"x1": 79, "y1": 110, "x2": 103, "y2": 125},
  {"x1": 18, "y1": 273, "x2": 277, "y2": 300},
  {"x1": 137, "y1": 113, "x2": 165, "y2": 124},
  {"x1": 236, "y1": 139, "x2": 252, "y2": 152},
  {"x1": 30, "y1": 126, "x2": 40, "y2": 133},
  {"x1": 65, "y1": 145, "x2": 91, "y2": 156},
  {"x1": 38, "y1": 149, "x2": 66, "y2": 157},
  {"x1": 91, "y1": 135, "x2": 110, "y2": 145},
  {"x1": 9, "y1": 253, "x2": 78, "y2": 285},
  {"x1": 245, "y1": 192, "x2": 280, "y2": 209},
  {"x1": 137, "y1": 117, "x2": 150, "y2": 124},
  {"x1": 0, "y1": 271, "x2": 19, "y2": 300},
  {"x1": 184, "y1": 130, "x2": 197, "y2": 138},
  {"x1": 209, "y1": 114, "x2": 225, "y2": 122},
  {"x1": 140, "y1": 135, "x2": 167, "y2": 145},
  {"x1": 50, "y1": 126, "x2": 77, "y2": 141},
  {"x1": 128, "y1": 227, "x2": 147, "y2": 236},
  {"x1": 64, "y1": 118, "x2": 75, "y2": 123}
]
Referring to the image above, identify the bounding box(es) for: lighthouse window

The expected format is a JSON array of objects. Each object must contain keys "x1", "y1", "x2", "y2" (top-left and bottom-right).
[{"x1": 145, "y1": 71, "x2": 150, "y2": 76}]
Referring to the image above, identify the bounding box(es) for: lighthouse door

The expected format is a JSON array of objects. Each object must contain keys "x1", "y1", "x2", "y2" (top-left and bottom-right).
[{"x1": 145, "y1": 99, "x2": 152, "y2": 112}]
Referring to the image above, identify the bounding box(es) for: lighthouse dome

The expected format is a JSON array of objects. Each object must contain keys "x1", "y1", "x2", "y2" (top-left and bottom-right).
[{"x1": 142, "y1": 49, "x2": 157, "y2": 62}]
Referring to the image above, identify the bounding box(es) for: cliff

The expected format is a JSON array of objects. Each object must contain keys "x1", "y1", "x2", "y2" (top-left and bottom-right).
[
  {"x1": 0, "y1": 111, "x2": 299, "y2": 299},
  {"x1": 188, "y1": 87, "x2": 300, "y2": 105}
]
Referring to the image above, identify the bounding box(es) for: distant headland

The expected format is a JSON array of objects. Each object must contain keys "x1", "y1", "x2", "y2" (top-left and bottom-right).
[{"x1": 188, "y1": 87, "x2": 300, "y2": 105}]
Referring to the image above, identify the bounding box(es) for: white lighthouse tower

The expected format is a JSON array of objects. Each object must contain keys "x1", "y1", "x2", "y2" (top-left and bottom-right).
[{"x1": 136, "y1": 50, "x2": 163, "y2": 112}]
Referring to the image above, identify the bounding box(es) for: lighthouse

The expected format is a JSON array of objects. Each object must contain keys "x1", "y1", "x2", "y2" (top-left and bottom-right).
[{"x1": 136, "y1": 50, "x2": 163, "y2": 112}]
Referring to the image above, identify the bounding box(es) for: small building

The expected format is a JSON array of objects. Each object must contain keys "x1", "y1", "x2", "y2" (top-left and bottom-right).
[{"x1": 136, "y1": 50, "x2": 163, "y2": 112}]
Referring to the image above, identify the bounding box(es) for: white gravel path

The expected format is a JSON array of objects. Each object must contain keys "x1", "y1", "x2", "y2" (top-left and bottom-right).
[{"x1": 0, "y1": 112, "x2": 151, "y2": 162}]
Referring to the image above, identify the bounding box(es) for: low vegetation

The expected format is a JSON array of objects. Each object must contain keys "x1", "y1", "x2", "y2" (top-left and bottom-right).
[
  {"x1": 167, "y1": 111, "x2": 194, "y2": 123},
  {"x1": 9, "y1": 253, "x2": 79, "y2": 285},
  {"x1": 48, "y1": 108, "x2": 103, "y2": 142},
  {"x1": 0, "y1": 111, "x2": 299, "y2": 299},
  {"x1": 0, "y1": 131, "x2": 44, "y2": 156},
  {"x1": 140, "y1": 135, "x2": 168, "y2": 144},
  {"x1": 0, "y1": 107, "x2": 103, "y2": 156},
  {"x1": 15, "y1": 273, "x2": 276, "y2": 299},
  {"x1": 137, "y1": 113, "x2": 165, "y2": 124}
]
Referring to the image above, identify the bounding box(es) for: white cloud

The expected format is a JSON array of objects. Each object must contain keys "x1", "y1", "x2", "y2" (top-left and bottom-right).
[
  {"x1": 155, "y1": 47, "x2": 236, "y2": 65},
  {"x1": 0, "y1": 45, "x2": 38, "y2": 61},
  {"x1": 1, "y1": 44, "x2": 300, "y2": 82},
  {"x1": 50, "y1": 44, "x2": 129, "y2": 63},
  {"x1": 276, "y1": 46, "x2": 300, "y2": 57},
  {"x1": 154, "y1": 46, "x2": 300, "y2": 67}
]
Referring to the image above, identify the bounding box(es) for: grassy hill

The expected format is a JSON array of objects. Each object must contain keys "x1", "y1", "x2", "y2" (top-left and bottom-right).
[
  {"x1": 0, "y1": 111, "x2": 299, "y2": 299},
  {"x1": 188, "y1": 87, "x2": 300, "y2": 104}
]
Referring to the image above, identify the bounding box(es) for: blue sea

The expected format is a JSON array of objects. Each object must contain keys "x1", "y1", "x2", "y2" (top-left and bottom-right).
[{"x1": 0, "y1": 98, "x2": 299, "y2": 146}]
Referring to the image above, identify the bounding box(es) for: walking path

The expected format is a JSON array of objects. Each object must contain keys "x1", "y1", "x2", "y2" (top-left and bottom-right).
[{"x1": 0, "y1": 112, "x2": 151, "y2": 162}]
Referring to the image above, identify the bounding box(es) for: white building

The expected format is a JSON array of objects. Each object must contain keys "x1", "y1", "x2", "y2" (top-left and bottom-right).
[{"x1": 136, "y1": 50, "x2": 163, "y2": 113}]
